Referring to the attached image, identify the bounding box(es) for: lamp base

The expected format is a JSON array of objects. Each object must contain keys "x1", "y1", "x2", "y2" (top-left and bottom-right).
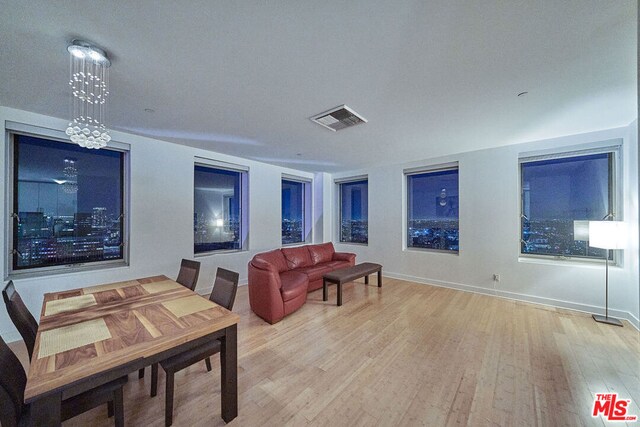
[{"x1": 592, "y1": 314, "x2": 623, "y2": 327}]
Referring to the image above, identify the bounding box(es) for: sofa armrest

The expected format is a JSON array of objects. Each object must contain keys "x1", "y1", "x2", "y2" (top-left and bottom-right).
[
  {"x1": 333, "y1": 252, "x2": 356, "y2": 265},
  {"x1": 247, "y1": 261, "x2": 285, "y2": 324},
  {"x1": 250, "y1": 257, "x2": 278, "y2": 273}
]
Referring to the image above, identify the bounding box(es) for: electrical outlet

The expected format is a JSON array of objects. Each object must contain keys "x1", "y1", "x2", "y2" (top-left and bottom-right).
[{"x1": 493, "y1": 274, "x2": 501, "y2": 282}]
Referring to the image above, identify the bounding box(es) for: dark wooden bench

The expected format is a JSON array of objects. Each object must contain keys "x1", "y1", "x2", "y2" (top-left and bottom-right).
[{"x1": 322, "y1": 262, "x2": 382, "y2": 306}]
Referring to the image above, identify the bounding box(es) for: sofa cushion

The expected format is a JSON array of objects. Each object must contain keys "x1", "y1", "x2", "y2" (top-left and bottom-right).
[
  {"x1": 323, "y1": 260, "x2": 351, "y2": 270},
  {"x1": 297, "y1": 264, "x2": 334, "y2": 282},
  {"x1": 280, "y1": 271, "x2": 308, "y2": 301},
  {"x1": 253, "y1": 249, "x2": 289, "y2": 273},
  {"x1": 308, "y1": 242, "x2": 335, "y2": 265},
  {"x1": 281, "y1": 246, "x2": 313, "y2": 269}
]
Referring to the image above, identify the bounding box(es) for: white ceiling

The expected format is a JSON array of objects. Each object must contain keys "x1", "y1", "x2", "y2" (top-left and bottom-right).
[{"x1": 0, "y1": 1, "x2": 636, "y2": 173}]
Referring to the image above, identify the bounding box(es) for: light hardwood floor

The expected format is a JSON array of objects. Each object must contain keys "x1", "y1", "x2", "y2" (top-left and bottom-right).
[{"x1": 10, "y1": 277, "x2": 640, "y2": 426}]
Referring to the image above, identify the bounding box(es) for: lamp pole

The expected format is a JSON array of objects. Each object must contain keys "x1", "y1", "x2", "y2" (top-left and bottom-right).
[
  {"x1": 604, "y1": 249, "x2": 609, "y2": 319},
  {"x1": 589, "y1": 220, "x2": 624, "y2": 327},
  {"x1": 592, "y1": 248, "x2": 623, "y2": 326}
]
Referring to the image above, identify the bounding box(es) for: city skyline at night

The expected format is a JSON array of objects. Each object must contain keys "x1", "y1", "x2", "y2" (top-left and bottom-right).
[{"x1": 14, "y1": 135, "x2": 124, "y2": 269}]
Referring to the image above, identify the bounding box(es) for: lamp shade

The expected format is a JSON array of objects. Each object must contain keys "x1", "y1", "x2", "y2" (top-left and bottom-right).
[
  {"x1": 573, "y1": 220, "x2": 590, "y2": 241},
  {"x1": 588, "y1": 221, "x2": 626, "y2": 250}
]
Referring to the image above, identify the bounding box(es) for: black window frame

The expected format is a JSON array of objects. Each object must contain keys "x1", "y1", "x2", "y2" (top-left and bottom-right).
[
  {"x1": 519, "y1": 146, "x2": 620, "y2": 261},
  {"x1": 8, "y1": 131, "x2": 128, "y2": 276},
  {"x1": 281, "y1": 177, "x2": 311, "y2": 245},
  {"x1": 405, "y1": 166, "x2": 460, "y2": 253},
  {"x1": 338, "y1": 178, "x2": 369, "y2": 245},
  {"x1": 193, "y1": 162, "x2": 248, "y2": 255}
]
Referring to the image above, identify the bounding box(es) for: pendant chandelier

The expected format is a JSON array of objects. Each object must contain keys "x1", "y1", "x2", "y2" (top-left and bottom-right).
[{"x1": 65, "y1": 40, "x2": 111, "y2": 149}]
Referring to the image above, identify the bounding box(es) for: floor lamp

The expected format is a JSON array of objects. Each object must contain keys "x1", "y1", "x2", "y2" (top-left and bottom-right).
[{"x1": 588, "y1": 221, "x2": 626, "y2": 327}]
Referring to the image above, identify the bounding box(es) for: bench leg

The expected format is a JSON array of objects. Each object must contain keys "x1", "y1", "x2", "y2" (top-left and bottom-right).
[
  {"x1": 378, "y1": 270, "x2": 382, "y2": 287},
  {"x1": 323, "y1": 279, "x2": 328, "y2": 301},
  {"x1": 364, "y1": 275, "x2": 369, "y2": 285},
  {"x1": 337, "y1": 282, "x2": 342, "y2": 306}
]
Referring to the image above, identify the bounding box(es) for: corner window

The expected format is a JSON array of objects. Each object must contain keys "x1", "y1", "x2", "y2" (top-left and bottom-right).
[
  {"x1": 520, "y1": 149, "x2": 617, "y2": 259},
  {"x1": 338, "y1": 179, "x2": 368, "y2": 244},
  {"x1": 406, "y1": 166, "x2": 459, "y2": 252},
  {"x1": 281, "y1": 178, "x2": 311, "y2": 245},
  {"x1": 194, "y1": 163, "x2": 248, "y2": 254},
  {"x1": 10, "y1": 133, "x2": 126, "y2": 272}
]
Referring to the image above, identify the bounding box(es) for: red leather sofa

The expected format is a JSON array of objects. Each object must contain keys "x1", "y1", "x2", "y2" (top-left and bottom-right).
[{"x1": 248, "y1": 243, "x2": 356, "y2": 324}]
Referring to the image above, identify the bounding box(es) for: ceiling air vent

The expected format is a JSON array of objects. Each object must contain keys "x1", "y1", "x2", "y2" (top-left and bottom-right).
[{"x1": 310, "y1": 105, "x2": 367, "y2": 132}]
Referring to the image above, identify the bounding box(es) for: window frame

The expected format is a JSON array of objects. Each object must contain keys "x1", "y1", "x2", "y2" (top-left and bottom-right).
[
  {"x1": 518, "y1": 144, "x2": 622, "y2": 263},
  {"x1": 193, "y1": 157, "x2": 249, "y2": 256},
  {"x1": 281, "y1": 175, "x2": 312, "y2": 246},
  {"x1": 404, "y1": 163, "x2": 460, "y2": 254},
  {"x1": 336, "y1": 176, "x2": 369, "y2": 245},
  {"x1": 5, "y1": 124, "x2": 130, "y2": 278}
]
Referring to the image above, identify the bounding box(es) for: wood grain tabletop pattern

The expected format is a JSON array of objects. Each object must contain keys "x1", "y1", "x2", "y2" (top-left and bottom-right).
[{"x1": 24, "y1": 275, "x2": 240, "y2": 402}]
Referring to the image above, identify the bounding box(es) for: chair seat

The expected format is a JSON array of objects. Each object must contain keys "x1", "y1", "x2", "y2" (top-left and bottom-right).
[
  {"x1": 160, "y1": 340, "x2": 221, "y2": 374},
  {"x1": 61, "y1": 375, "x2": 128, "y2": 421}
]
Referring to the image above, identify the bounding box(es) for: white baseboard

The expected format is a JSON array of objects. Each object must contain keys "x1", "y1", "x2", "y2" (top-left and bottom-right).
[{"x1": 384, "y1": 271, "x2": 640, "y2": 331}]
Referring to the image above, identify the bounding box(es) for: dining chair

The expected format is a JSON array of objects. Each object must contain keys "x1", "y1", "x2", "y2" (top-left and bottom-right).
[
  {"x1": 150, "y1": 267, "x2": 239, "y2": 426},
  {"x1": 176, "y1": 259, "x2": 201, "y2": 291},
  {"x1": 2, "y1": 281, "x2": 37, "y2": 362},
  {"x1": 138, "y1": 259, "x2": 202, "y2": 379},
  {"x1": 0, "y1": 334, "x2": 127, "y2": 427}
]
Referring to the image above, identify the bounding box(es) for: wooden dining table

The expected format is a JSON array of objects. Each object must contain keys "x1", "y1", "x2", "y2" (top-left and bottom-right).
[{"x1": 23, "y1": 275, "x2": 240, "y2": 426}]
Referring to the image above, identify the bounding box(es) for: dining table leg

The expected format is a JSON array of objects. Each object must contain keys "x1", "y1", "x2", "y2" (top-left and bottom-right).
[
  {"x1": 220, "y1": 324, "x2": 238, "y2": 423},
  {"x1": 29, "y1": 392, "x2": 62, "y2": 426}
]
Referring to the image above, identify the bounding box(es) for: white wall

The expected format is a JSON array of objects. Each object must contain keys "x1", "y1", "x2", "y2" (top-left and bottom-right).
[
  {"x1": 0, "y1": 106, "x2": 317, "y2": 342},
  {"x1": 332, "y1": 123, "x2": 640, "y2": 328}
]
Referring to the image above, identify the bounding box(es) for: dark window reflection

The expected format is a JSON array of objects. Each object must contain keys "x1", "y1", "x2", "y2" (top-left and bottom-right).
[
  {"x1": 14, "y1": 135, "x2": 124, "y2": 269},
  {"x1": 407, "y1": 169, "x2": 459, "y2": 251},
  {"x1": 340, "y1": 180, "x2": 368, "y2": 244},
  {"x1": 194, "y1": 166, "x2": 241, "y2": 253},
  {"x1": 521, "y1": 153, "x2": 611, "y2": 259},
  {"x1": 282, "y1": 180, "x2": 304, "y2": 244}
]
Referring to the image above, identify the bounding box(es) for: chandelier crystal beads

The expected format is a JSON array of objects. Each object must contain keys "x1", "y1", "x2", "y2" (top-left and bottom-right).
[
  {"x1": 62, "y1": 158, "x2": 78, "y2": 194},
  {"x1": 65, "y1": 40, "x2": 111, "y2": 149}
]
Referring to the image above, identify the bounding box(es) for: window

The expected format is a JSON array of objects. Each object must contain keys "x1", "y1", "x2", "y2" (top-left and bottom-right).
[
  {"x1": 520, "y1": 150, "x2": 617, "y2": 259},
  {"x1": 194, "y1": 163, "x2": 247, "y2": 253},
  {"x1": 10, "y1": 134, "x2": 126, "y2": 272},
  {"x1": 338, "y1": 179, "x2": 368, "y2": 244},
  {"x1": 281, "y1": 178, "x2": 311, "y2": 245},
  {"x1": 406, "y1": 167, "x2": 459, "y2": 252}
]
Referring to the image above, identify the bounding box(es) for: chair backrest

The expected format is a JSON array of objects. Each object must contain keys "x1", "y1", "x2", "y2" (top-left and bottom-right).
[
  {"x1": 176, "y1": 259, "x2": 201, "y2": 291},
  {"x1": 0, "y1": 334, "x2": 27, "y2": 427},
  {"x1": 2, "y1": 281, "x2": 38, "y2": 361},
  {"x1": 209, "y1": 268, "x2": 239, "y2": 311}
]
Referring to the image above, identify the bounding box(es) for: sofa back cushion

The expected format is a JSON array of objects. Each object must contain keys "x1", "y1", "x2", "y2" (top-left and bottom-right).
[
  {"x1": 281, "y1": 246, "x2": 313, "y2": 270},
  {"x1": 252, "y1": 249, "x2": 290, "y2": 273},
  {"x1": 308, "y1": 242, "x2": 335, "y2": 265}
]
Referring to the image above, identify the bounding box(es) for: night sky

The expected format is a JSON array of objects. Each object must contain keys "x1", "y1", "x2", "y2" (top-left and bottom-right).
[
  {"x1": 282, "y1": 180, "x2": 303, "y2": 220},
  {"x1": 522, "y1": 153, "x2": 610, "y2": 220},
  {"x1": 17, "y1": 136, "x2": 609, "y2": 230},
  {"x1": 408, "y1": 169, "x2": 459, "y2": 219},
  {"x1": 194, "y1": 166, "x2": 240, "y2": 221},
  {"x1": 18, "y1": 135, "x2": 122, "y2": 217},
  {"x1": 341, "y1": 180, "x2": 368, "y2": 220}
]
